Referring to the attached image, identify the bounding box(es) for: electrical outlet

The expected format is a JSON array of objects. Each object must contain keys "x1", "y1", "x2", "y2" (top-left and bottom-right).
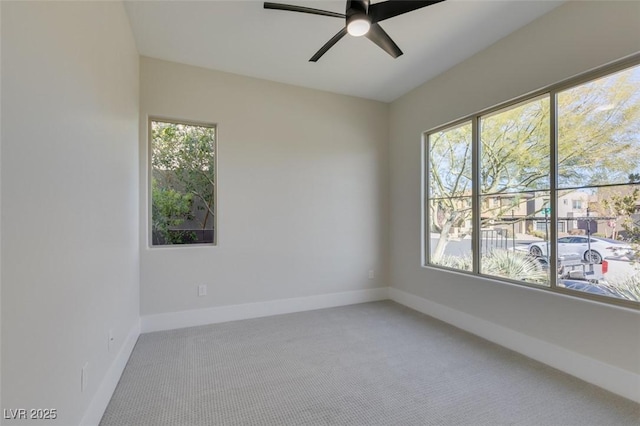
[
  {"x1": 81, "y1": 363, "x2": 89, "y2": 393},
  {"x1": 368, "y1": 270, "x2": 375, "y2": 279},
  {"x1": 198, "y1": 284, "x2": 207, "y2": 296},
  {"x1": 108, "y1": 329, "x2": 114, "y2": 353}
]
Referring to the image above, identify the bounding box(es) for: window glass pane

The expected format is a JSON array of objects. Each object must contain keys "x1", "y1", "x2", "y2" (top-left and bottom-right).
[
  {"x1": 428, "y1": 197, "x2": 473, "y2": 271},
  {"x1": 480, "y1": 191, "x2": 550, "y2": 286},
  {"x1": 479, "y1": 97, "x2": 550, "y2": 286},
  {"x1": 557, "y1": 65, "x2": 640, "y2": 188},
  {"x1": 557, "y1": 185, "x2": 640, "y2": 302},
  {"x1": 556, "y1": 64, "x2": 640, "y2": 302},
  {"x1": 427, "y1": 121, "x2": 473, "y2": 271},
  {"x1": 428, "y1": 122, "x2": 472, "y2": 199},
  {"x1": 480, "y1": 96, "x2": 550, "y2": 195},
  {"x1": 151, "y1": 120, "x2": 216, "y2": 246}
]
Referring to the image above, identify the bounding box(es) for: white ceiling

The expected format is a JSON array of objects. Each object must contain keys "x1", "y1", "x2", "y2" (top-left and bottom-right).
[{"x1": 124, "y1": 0, "x2": 564, "y2": 102}]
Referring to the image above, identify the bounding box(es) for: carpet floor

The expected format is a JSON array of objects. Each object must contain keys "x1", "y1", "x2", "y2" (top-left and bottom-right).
[{"x1": 100, "y1": 301, "x2": 639, "y2": 425}]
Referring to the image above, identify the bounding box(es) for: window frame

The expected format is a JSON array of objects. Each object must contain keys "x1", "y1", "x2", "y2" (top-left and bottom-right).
[
  {"x1": 148, "y1": 116, "x2": 218, "y2": 248},
  {"x1": 422, "y1": 54, "x2": 640, "y2": 309},
  {"x1": 423, "y1": 119, "x2": 476, "y2": 273}
]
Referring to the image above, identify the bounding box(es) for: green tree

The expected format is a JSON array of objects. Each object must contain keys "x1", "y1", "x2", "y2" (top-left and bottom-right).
[
  {"x1": 430, "y1": 97, "x2": 551, "y2": 260},
  {"x1": 151, "y1": 178, "x2": 194, "y2": 244},
  {"x1": 429, "y1": 123, "x2": 473, "y2": 260},
  {"x1": 602, "y1": 186, "x2": 640, "y2": 243}
]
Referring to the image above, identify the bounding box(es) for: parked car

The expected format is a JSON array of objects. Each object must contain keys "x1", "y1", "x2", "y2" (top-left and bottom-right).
[
  {"x1": 558, "y1": 279, "x2": 619, "y2": 298},
  {"x1": 527, "y1": 236, "x2": 633, "y2": 264}
]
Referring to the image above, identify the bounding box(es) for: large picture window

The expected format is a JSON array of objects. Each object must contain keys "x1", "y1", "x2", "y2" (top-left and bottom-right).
[
  {"x1": 150, "y1": 118, "x2": 217, "y2": 246},
  {"x1": 424, "y1": 59, "x2": 640, "y2": 307}
]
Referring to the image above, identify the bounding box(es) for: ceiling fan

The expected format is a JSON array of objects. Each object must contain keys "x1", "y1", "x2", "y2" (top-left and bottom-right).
[{"x1": 264, "y1": 0, "x2": 445, "y2": 62}]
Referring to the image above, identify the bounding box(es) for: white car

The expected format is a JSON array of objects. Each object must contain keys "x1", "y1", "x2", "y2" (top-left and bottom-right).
[{"x1": 528, "y1": 236, "x2": 633, "y2": 264}]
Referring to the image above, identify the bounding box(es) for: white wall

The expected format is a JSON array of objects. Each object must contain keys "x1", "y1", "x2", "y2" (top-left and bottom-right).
[
  {"x1": 140, "y1": 58, "x2": 389, "y2": 317},
  {"x1": 1, "y1": 2, "x2": 139, "y2": 425},
  {"x1": 389, "y1": 0, "x2": 640, "y2": 379}
]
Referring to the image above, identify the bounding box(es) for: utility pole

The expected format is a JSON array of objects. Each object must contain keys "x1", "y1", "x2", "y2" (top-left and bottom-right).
[
  {"x1": 544, "y1": 206, "x2": 550, "y2": 260},
  {"x1": 586, "y1": 207, "x2": 594, "y2": 275}
]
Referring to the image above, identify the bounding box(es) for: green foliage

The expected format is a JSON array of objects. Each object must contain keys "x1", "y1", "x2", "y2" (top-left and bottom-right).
[
  {"x1": 602, "y1": 273, "x2": 640, "y2": 302},
  {"x1": 151, "y1": 179, "x2": 194, "y2": 244},
  {"x1": 429, "y1": 123, "x2": 473, "y2": 259},
  {"x1": 556, "y1": 71, "x2": 640, "y2": 187},
  {"x1": 429, "y1": 123, "x2": 473, "y2": 199},
  {"x1": 432, "y1": 254, "x2": 473, "y2": 271},
  {"x1": 529, "y1": 230, "x2": 547, "y2": 239},
  {"x1": 480, "y1": 97, "x2": 551, "y2": 194},
  {"x1": 603, "y1": 188, "x2": 640, "y2": 242},
  {"x1": 481, "y1": 250, "x2": 548, "y2": 284},
  {"x1": 433, "y1": 250, "x2": 547, "y2": 284},
  {"x1": 600, "y1": 187, "x2": 640, "y2": 267},
  {"x1": 151, "y1": 121, "x2": 216, "y2": 244}
]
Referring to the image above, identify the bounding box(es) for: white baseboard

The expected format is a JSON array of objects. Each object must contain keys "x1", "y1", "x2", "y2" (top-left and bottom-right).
[
  {"x1": 389, "y1": 287, "x2": 640, "y2": 403},
  {"x1": 80, "y1": 320, "x2": 141, "y2": 426},
  {"x1": 141, "y1": 287, "x2": 389, "y2": 333}
]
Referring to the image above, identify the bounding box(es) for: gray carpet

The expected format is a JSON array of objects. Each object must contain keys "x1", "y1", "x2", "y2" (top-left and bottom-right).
[{"x1": 100, "y1": 301, "x2": 639, "y2": 425}]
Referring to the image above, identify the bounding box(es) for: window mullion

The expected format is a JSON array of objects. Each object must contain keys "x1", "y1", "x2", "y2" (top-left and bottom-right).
[
  {"x1": 423, "y1": 135, "x2": 430, "y2": 266},
  {"x1": 472, "y1": 116, "x2": 480, "y2": 274},
  {"x1": 549, "y1": 92, "x2": 558, "y2": 289}
]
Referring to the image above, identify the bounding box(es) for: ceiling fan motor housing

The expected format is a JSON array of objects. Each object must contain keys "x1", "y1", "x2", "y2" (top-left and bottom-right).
[{"x1": 346, "y1": 0, "x2": 371, "y2": 36}]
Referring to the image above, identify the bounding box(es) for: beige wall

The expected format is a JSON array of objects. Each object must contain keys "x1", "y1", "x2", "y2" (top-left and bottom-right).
[
  {"x1": 1, "y1": 2, "x2": 140, "y2": 424},
  {"x1": 139, "y1": 57, "x2": 389, "y2": 316},
  {"x1": 389, "y1": 0, "x2": 640, "y2": 375}
]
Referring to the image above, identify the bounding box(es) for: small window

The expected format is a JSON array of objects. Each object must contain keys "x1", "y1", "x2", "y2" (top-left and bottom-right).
[{"x1": 149, "y1": 118, "x2": 217, "y2": 246}]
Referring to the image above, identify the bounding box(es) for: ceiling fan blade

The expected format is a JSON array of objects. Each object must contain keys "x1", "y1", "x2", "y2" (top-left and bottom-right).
[
  {"x1": 369, "y1": 0, "x2": 445, "y2": 23},
  {"x1": 264, "y1": 2, "x2": 345, "y2": 19},
  {"x1": 365, "y1": 23, "x2": 402, "y2": 58},
  {"x1": 309, "y1": 27, "x2": 348, "y2": 62}
]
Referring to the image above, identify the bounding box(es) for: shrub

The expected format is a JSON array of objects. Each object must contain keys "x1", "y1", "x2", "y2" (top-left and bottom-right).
[
  {"x1": 432, "y1": 254, "x2": 472, "y2": 271},
  {"x1": 432, "y1": 250, "x2": 547, "y2": 285},
  {"x1": 601, "y1": 273, "x2": 640, "y2": 302},
  {"x1": 528, "y1": 230, "x2": 547, "y2": 239},
  {"x1": 481, "y1": 250, "x2": 548, "y2": 284}
]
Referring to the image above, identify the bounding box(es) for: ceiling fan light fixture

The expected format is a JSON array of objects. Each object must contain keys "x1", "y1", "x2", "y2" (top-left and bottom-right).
[
  {"x1": 346, "y1": 14, "x2": 370, "y2": 36},
  {"x1": 264, "y1": 0, "x2": 445, "y2": 61}
]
